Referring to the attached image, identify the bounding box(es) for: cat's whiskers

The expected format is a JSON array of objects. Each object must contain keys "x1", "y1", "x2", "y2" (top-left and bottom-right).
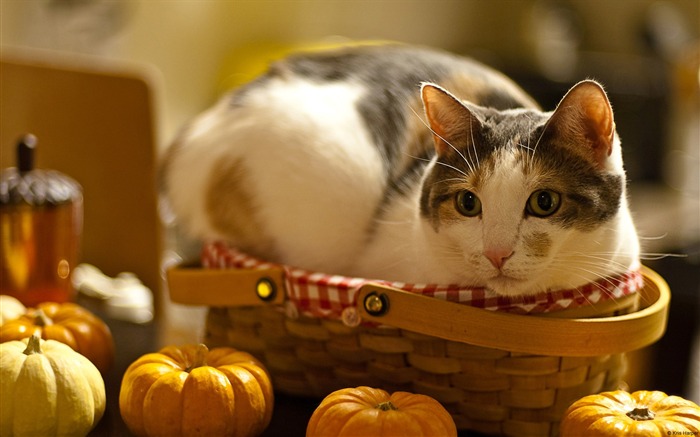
[
  {"x1": 543, "y1": 264, "x2": 620, "y2": 308},
  {"x1": 373, "y1": 218, "x2": 413, "y2": 226},
  {"x1": 530, "y1": 110, "x2": 554, "y2": 166},
  {"x1": 435, "y1": 246, "x2": 467, "y2": 262},
  {"x1": 468, "y1": 116, "x2": 480, "y2": 170},
  {"x1": 366, "y1": 240, "x2": 417, "y2": 274},
  {"x1": 523, "y1": 114, "x2": 535, "y2": 172},
  {"x1": 517, "y1": 143, "x2": 536, "y2": 154},
  {"x1": 569, "y1": 250, "x2": 684, "y2": 262},
  {"x1": 563, "y1": 252, "x2": 634, "y2": 271},
  {"x1": 545, "y1": 261, "x2": 609, "y2": 284},
  {"x1": 440, "y1": 135, "x2": 474, "y2": 173},
  {"x1": 549, "y1": 257, "x2": 631, "y2": 299},
  {"x1": 639, "y1": 252, "x2": 686, "y2": 261},
  {"x1": 572, "y1": 264, "x2": 640, "y2": 306},
  {"x1": 638, "y1": 233, "x2": 670, "y2": 242},
  {"x1": 423, "y1": 240, "x2": 469, "y2": 269},
  {"x1": 514, "y1": 112, "x2": 540, "y2": 173},
  {"x1": 435, "y1": 160, "x2": 470, "y2": 178},
  {"x1": 547, "y1": 253, "x2": 657, "y2": 308},
  {"x1": 557, "y1": 224, "x2": 683, "y2": 261},
  {"x1": 405, "y1": 153, "x2": 431, "y2": 164},
  {"x1": 517, "y1": 141, "x2": 535, "y2": 175},
  {"x1": 430, "y1": 177, "x2": 471, "y2": 188},
  {"x1": 552, "y1": 252, "x2": 647, "y2": 308},
  {"x1": 404, "y1": 151, "x2": 470, "y2": 179},
  {"x1": 410, "y1": 105, "x2": 476, "y2": 174}
]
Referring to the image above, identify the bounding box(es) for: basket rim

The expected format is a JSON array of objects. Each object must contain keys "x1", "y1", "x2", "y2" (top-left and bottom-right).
[{"x1": 356, "y1": 265, "x2": 669, "y2": 356}]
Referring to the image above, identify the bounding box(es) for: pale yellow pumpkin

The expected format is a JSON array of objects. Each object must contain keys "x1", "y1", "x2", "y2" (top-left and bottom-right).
[
  {"x1": 0, "y1": 295, "x2": 26, "y2": 326},
  {"x1": 0, "y1": 333, "x2": 106, "y2": 436}
]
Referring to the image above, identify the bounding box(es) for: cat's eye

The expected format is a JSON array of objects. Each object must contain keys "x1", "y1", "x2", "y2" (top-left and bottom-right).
[
  {"x1": 455, "y1": 190, "x2": 482, "y2": 217},
  {"x1": 526, "y1": 190, "x2": 561, "y2": 217}
]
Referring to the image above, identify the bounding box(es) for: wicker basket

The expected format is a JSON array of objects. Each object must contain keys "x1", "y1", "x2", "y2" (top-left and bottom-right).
[{"x1": 166, "y1": 247, "x2": 669, "y2": 437}]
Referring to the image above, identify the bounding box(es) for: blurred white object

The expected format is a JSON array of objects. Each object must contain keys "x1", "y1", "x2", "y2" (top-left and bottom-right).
[{"x1": 72, "y1": 264, "x2": 153, "y2": 323}]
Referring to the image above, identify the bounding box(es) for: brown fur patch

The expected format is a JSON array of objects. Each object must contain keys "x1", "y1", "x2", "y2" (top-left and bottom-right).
[
  {"x1": 523, "y1": 232, "x2": 552, "y2": 258},
  {"x1": 205, "y1": 159, "x2": 275, "y2": 257}
]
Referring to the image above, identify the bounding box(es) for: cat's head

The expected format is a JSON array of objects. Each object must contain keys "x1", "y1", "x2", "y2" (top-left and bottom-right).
[{"x1": 418, "y1": 80, "x2": 639, "y2": 296}]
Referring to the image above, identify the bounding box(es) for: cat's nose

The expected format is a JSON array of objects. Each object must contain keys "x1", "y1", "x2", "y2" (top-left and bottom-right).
[{"x1": 485, "y1": 248, "x2": 514, "y2": 270}]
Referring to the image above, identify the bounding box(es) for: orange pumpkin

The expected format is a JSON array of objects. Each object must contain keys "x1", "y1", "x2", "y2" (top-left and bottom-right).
[
  {"x1": 560, "y1": 390, "x2": 700, "y2": 436},
  {"x1": 119, "y1": 343, "x2": 274, "y2": 437},
  {"x1": 306, "y1": 386, "x2": 457, "y2": 437},
  {"x1": 0, "y1": 301, "x2": 114, "y2": 373}
]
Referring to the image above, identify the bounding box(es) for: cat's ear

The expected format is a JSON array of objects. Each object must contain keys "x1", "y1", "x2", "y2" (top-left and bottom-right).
[
  {"x1": 547, "y1": 80, "x2": 616, "y2": 168},
  {"x1": 421, "y1": 83, "x2": 481, "y2": 156}
]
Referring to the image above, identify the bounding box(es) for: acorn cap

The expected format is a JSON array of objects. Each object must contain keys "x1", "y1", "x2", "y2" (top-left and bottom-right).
[{"x1": 0, "y1": 135, "x2": 82, "y2": 206}]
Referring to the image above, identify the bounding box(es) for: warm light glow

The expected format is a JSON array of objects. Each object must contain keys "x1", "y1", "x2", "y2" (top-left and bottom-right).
[{"x1": 57, "y1": 259, "x2": 70, "y2": 279}]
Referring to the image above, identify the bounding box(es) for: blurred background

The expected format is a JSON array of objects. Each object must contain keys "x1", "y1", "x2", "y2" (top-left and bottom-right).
[{"x1": 1, "y1": 0, "x2": 698, "y2": 407}]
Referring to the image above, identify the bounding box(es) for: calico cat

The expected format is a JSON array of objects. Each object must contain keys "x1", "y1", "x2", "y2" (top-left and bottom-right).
[{"x1": 162, "y1": 43, "x2": 640, "y2": 297}]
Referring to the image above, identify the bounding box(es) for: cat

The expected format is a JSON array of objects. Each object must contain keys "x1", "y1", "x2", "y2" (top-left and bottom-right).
[{"x1": 161, "y1": 43, "x2": 640, "y2": 297}]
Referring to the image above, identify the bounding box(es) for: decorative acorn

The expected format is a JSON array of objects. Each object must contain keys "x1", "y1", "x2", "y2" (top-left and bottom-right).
[{"x1": 0, "y1": 134, "x2": 83, "y2": 305}]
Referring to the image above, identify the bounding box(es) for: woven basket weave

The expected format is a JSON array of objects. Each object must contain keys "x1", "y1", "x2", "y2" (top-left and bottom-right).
[{"x1": 166, "y1": 245, "x2": 669, "y2": 437}]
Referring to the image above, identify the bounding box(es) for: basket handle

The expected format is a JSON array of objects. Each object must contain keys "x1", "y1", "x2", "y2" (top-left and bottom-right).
[
  {"x1": 167, "y1": 262, "x2": 669, "y2": 357},
  {"x1": 356, "y1": 266, "x2": 670, "y2": 357},
  {"x1": 166, "y1": 263, "x2": 286, "y2": 306}
]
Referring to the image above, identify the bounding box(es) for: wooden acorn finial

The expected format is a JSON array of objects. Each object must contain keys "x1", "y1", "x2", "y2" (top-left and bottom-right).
[{"x1": 17, "y1": 134, "x2": 37, "y2": 173}]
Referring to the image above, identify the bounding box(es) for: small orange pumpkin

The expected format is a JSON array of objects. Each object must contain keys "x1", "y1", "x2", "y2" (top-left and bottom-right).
[
  {"x1": 560, "y1": 390, "x2": 700, "y2": 436},
  {"x1": 0, "y1": 301, "x2": 114, "y2": 373},
  {"x1": 119, "y1": 343, "x2": 274, "y2": 437},
  {"x1": 306, "y1": 386, "x2": 457, "y2": 437}
]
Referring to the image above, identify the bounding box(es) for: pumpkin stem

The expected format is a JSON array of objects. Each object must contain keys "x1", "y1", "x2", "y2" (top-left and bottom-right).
[
  {"x1": 376, "y1": 401, "x2": 399, "y2": 411},
  {"x1": 186, "y1": 344, "x2": 209, "y2": 372},
  {"x1": 626, "y1": 407, "x2": 655, "y2": 421},
  {"x1": 22, "y1": 333, "x2": 43, "y2": 356},
  {"x1": 33, "y1": 308, "x2": 53, "y2": 327}
]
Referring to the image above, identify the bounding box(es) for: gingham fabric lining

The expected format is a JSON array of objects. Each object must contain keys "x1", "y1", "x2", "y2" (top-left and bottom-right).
[{"x1": 202, "y1": 241, "x2": 643, "y2": 320}]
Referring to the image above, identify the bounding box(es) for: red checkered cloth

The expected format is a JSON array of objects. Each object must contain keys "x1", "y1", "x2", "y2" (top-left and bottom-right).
[{"x1": 202, "y1": 241, "x2": 643, "y2": 321}]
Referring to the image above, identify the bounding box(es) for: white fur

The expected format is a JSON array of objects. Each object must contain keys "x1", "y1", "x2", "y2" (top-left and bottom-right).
[{"x1": 167, "y1": 77, "x2": 385, "y2": 273}]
